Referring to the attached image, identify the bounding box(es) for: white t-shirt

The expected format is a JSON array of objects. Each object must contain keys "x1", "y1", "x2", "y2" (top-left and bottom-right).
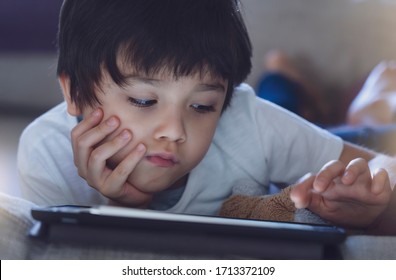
[{"x1": 17, "y1": 84, "x2": 343, "y2": 215}]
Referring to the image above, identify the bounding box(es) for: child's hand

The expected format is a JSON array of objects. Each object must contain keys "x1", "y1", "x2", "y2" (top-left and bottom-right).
[
  {"x1": 71, "y1": 108, "x2": 151, "y2": 208},
  {"x1": 290, "y1": 158, "x2": 392, "y2": 228}
]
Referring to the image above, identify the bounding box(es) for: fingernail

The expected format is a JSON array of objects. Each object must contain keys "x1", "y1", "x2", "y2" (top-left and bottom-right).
[
  {"x1": 314, "y1": 178, "x2": 325, "y2": 190},
  {"x1": 343, "y1": 171, "x2": 352, "y2": 180},
  {"x1": 120, "y1": 130, "x2": 131, "y2": 140},
  {"x1": 106, "y1": 117, "x2": 118, "y2": 127},
  {"x1": 91, "y1": 109, "x2": 101, "y2": 117},
  {"x1": 136, "y1": 143, "x2": 146, "y2": 152}
]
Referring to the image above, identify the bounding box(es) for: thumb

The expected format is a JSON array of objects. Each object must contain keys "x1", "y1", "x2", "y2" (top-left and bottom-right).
[{"x1": 290, "y1": 173, "x2": 316, "y2": 209}]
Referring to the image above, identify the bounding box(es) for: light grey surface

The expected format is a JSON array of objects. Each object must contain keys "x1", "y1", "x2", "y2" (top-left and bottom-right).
[{"x1": 341, "y1": 235, "x2": 396, "y2": 259}]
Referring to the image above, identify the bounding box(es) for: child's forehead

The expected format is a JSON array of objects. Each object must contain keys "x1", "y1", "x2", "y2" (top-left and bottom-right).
[
  {"x1": 114, "y1": 48, "x2": 227, "y2": 84},
  {"x1": 98, "y1": 66, "x2": 227, "y2": 93},
  {"x1": 115, "y1": 62, "x2": 226, "y2": 85}
]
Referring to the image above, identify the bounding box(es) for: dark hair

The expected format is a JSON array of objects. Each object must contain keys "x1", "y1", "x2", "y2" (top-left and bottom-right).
[{"x1": 57, "y1": 0, "x2": 252, "y2": 111}]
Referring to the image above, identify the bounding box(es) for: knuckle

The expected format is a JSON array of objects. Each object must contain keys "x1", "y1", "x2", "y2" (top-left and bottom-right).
[
  {"x1": 76, "y1": 136, "x2": 91, "y2": 150},
  {"x1": 319, "y1": 167, "x2": 334, "y2": 179},
  {"x1": 70, "y1": 127, "x2": 79, "y2": 140},
  {"x1": 350, "y1": 157, "x2": 367, "y2": 166},
  {"x1": 323, "y1": 159, "x2": 339, "y2": 168},
  {"x1": 98, "y1": 186, "x2": 110, "y2": 197},
  {"x1": 88, "y1": 178, "x2": 105, "y2": 192},
  {"x1": 322, "y1": 160, "x2": 343, "y2": 172},
  {"x1": 89, "y1": 149, "x2": 103, "y2": 163},
  {"x1": 347, "y1": 158, "x2": 370, "y2": 174},
  {"x1": 99, "y1": 184, "x2": 116, "y2": 198}
]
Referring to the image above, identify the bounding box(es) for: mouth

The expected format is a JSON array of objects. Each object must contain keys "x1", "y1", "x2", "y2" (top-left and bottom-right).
[{"x1": 145, "y1": 153, "x2": 179, "y2": 168}]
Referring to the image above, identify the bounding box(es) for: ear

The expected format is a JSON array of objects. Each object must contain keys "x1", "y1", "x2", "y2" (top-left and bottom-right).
[{"x1": 58, "y1": 74, "x2": 82, "y2": 116}]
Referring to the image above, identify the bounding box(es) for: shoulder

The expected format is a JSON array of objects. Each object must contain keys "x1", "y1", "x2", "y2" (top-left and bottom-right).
[
  {"x1": 225, "y1": 83, "x2": 300, "y2": 121},
  {"x1": 213, "y1": 83, "x2": 343, "y2": 172},
  {"x1": 218, "y1": 83, "x2": 301, "y2": 136},
  {"x1": 228, "y1": 83, "x2": 258, "y2": 111},
  {"x1": 18, "y1": 102, "x2": 75, "y2": 158},
  {"x1": 20, "y1": 102, "x2": 75, "y2": 141},
  {"x1": 219, "y1": 83, "x2": 258, "y2": 125}
]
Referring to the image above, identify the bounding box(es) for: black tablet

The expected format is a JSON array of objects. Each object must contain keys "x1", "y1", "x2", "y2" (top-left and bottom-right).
[{"x1": 30, "y1": 205, "x2": 346, "y2": 259}]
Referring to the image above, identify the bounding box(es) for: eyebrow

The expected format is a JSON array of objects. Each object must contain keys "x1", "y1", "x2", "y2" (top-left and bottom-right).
[
  {"x1": 194, "y1": 83, "x2": 226, "y2": 94},
  {"x1": 125, "y1": 75, "x2": 226, "y2": 94},
  {"x1": 125, "y1": 75, "x2": 163, "y2": 86}
]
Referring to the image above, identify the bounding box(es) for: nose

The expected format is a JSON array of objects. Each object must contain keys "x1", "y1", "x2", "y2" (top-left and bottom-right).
[{"x1": 154, "y1": 108, "x2": 186, "y2": 143}]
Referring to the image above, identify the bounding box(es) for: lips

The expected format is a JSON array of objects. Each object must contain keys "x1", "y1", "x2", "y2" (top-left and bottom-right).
[{"x1": 145, "y1": 153, "x2": 179, "y2": 168}]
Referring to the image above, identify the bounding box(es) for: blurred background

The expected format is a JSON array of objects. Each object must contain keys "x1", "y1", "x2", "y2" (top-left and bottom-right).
[
  {"x1": 0, "y1": 0, "x2": 63, "y2": 196},
  {"x1": 1, "y1": 0, "x2": 396, "y2": 197}
]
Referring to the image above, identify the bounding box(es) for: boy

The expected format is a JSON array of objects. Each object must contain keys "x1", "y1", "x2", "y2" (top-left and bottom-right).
[{"x1": 18, "y1": 0, "x2": 395, "y2": 232}]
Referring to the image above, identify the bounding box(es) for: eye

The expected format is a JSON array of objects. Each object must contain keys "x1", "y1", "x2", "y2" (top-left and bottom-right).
[
  {"x1": 190, "y1": 104, "x2": 216, "y2": 114},
  {"x1": 128, "y1": 97, "x2": 157, "y2": 108}
]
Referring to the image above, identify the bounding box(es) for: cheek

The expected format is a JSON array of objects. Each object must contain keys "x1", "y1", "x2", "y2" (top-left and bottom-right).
[
  {"x1": 103, "y1": 116, "x2": 149, "y2": 166},
  {"x1": 101, "y1": 104, "x2": 148, "y2": 141},
  {"x1": 185, "y1": 117, "x2": 219, "y2": 161}
]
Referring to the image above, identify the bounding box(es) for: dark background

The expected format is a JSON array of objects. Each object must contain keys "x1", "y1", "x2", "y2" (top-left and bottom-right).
[{"x1": 0, "y1": 0, "x2": 63, "y2": 52}]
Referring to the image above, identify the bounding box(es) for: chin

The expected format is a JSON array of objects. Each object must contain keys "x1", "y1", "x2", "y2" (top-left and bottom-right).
[{"x1": 126, "y1": 173, "x2": 175, "y2": 194}]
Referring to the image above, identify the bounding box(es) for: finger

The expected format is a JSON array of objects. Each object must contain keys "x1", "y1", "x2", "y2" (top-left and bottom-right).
[
  {"x1": 314, "y1": 160, "x2": 345, "y2": 192},
  {"x1": 371, "y1": 168, "x2": 392, "y2": 197},
  {"x1": 74, "y1": 116, "x2": 120, "y2": 175},
  {"x1": 304, "y1": 192, "x2": 342, "y2": 223},
  {"x1": 87, "y1": 130, "x2": 132, "y2": 187},
  {"x1": 71, "y1": 109, "x2": 103, "y2": 142},
  {"x1": 295, "y1": 172, "x2": 313, "y2": 184},
  {"x1": 341, "y1": 158, "x2": 370, "y2": 185},
  {"x1": 290, "y1": 173, "x2": 315, "y2": 209},
  {"x1": 71, "y1": 108, "x2": 103, "y2": 165},
  {"x1": 102, "y1": 143, "x2": 147, "y2": 197}
]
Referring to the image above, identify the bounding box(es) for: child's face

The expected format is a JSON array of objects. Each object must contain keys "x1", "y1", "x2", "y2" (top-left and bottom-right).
[{"x1": 81, "y1": 70, "x2": 227, "y2": 194}]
